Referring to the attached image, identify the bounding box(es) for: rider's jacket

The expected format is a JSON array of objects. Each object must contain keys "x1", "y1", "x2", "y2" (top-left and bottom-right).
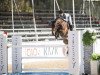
[{"x1": 59, "y1": 13, "x2": 72, "y2": 25}]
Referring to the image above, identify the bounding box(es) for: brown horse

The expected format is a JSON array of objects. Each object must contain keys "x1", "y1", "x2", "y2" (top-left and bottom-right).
[{"x1": 50, "y1": 17, "x2": 70, "y2": 44}]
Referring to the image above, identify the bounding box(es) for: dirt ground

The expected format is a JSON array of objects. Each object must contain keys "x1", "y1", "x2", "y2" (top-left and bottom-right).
[{"x1": 8, "y1": 59, "x2": 68, "y2": 72}]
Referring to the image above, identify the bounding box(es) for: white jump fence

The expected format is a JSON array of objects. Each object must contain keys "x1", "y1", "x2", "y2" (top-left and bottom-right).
[
  {"x1": 0, "y1": 31, "x2": 84, "y2": 75},
  {"x1": 0, "y1": 32, "x2": 8, "y2": 74}
]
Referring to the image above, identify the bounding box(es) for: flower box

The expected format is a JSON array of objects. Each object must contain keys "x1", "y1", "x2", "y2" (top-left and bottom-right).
[
  {"x1": 91, "y1": 53, "x2": 100, "y2": 75},
  {"x1": 91, "y1": 60, "x2": 100, "y2": 75}
]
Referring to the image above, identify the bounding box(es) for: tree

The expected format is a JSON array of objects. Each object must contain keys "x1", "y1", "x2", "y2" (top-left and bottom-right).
[
  {"x1": 0, "y1": 0, "x2": 32, "y2": 12},
  {"x1": 0, "y1": 0, "x2": 11, "y2": 11}
]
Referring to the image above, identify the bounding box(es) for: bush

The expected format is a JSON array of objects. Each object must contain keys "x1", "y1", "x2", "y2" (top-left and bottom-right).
[
  {"x1": 82, "y1": 30, "x2": 96, "y2": 46},
  {"x1": 91, "y1": 53, "x2": 100, "y2": 60}
]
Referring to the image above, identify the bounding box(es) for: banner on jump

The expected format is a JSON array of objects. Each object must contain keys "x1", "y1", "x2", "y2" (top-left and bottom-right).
[{"x1": 22, "y1": 46, "x2": 67, "y2": 57}]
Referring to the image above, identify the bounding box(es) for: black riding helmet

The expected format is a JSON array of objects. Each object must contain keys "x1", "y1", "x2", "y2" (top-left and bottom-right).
[
  {"x1": 58, "y1": 9, "x2": 66, "y2": 19},
  {"x1": 58, "y1": 9, "x2": 64, "y2": 14}
]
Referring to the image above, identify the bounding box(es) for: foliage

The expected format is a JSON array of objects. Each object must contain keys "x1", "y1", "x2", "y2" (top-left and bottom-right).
[
  {"x1": 0, "y1": 0, "x2": 100, "y2": 19},
  {"x1": 0, "y1": 0, "x2": 11, "y2": 11},
  {"x1": 0, "y1": 0, "x2": 83, "y2": 12},
  {"x1": 82, "y1": 30, "x2": 96, "y2": 46},
  {"x1": 0, "y1": 0, "x2": 32, "y2": 12},
  {"x1": 13, "y1": 0, "x2": 32, "y2": 12},
  {"x1": 91, "y1": 53, "x2": 100, "y2": 60}
]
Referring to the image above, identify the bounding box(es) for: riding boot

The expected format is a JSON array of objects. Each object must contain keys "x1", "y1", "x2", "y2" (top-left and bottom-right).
[{"x1": 69, "y1": 25, "x2": 73, "y2": 31}]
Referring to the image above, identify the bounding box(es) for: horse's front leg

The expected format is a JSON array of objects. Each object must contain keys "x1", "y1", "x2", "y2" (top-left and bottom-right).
[
  {"x1": 55, "y1": 31, "x2": 59, "y2": 39},
  {"x1": 52, "y1": 28, "x2": 54, "y2": 35},
  {"x1": 52, "y1": 30, "x2": 55, "y2": 36}
]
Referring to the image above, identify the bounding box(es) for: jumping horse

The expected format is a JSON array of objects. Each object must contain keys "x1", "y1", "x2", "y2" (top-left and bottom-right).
[{"x1": 50, "y1": 17, "x2": 70, "y2": 44}]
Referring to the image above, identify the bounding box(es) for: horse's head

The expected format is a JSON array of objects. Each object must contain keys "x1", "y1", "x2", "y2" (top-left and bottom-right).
[
  {"x1": 54, "y1": 17, "x2": 69, "y2": 38},
  {"x1": 54, "y1": 17, "x2": 63, "y2": 31}
]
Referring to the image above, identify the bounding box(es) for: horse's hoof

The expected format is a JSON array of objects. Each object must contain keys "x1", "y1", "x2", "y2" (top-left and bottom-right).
[
  {"x1": 52, "y1": 32, "x2": 54, "y2": 35},
  {"x1": 55, "y1": 37, "x2": 58, "y2": 39},
  {"x1": 63, "y1": 39, "x2": 68, "y2": 44}
]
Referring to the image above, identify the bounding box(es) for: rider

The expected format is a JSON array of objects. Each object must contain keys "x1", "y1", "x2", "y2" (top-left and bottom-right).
[{"x1": 58, "y1": 9, "x2": 73, "y2": 31}]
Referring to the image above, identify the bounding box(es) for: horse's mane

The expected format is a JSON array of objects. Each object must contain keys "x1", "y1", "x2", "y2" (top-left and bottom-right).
[{"x1": 55, "y1": 17, "x2": 67, "y2": 23}]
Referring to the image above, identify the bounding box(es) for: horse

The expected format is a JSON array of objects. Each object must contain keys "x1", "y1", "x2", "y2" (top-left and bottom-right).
[{"x1": 50, "y1": 17, "x2": 70, "y2": 44}]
